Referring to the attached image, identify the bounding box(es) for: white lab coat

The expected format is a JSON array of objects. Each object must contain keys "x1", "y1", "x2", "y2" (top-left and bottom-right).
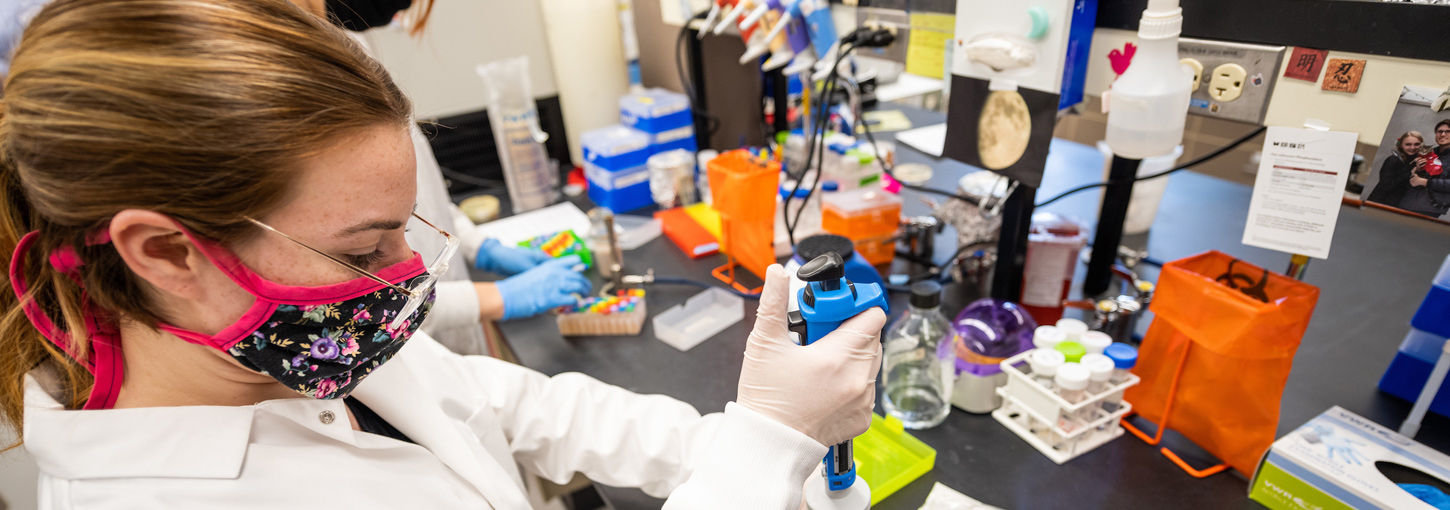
[{"x1": 25, "y1": 332, "x2": 826, "y2": 509}]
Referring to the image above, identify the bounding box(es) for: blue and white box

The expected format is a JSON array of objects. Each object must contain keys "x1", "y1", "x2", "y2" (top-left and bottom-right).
[
  {"x1": 1379, "y1": 255, "x2": 1450, "y2": 418},
  {"x1": 581, "y1": 125, "x2": 653, "y2": 212},
  {"x1": 619, "y1": 88, "x2": 693, "y2": 135}
]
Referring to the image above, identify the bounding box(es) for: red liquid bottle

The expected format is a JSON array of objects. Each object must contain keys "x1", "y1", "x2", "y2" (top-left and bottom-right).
[{"x1": 1020, "y1": 213, "x2": 1087, "y2": 326}]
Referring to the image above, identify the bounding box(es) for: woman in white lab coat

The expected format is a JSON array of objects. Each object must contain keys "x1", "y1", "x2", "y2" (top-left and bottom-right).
[{"x1": 1, "y1": 1, "x2": 886, "y2": 508}]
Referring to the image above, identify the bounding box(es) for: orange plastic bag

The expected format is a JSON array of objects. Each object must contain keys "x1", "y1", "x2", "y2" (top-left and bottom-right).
[{"x1": 1123, "y1": 251, "x2": 1319, "y2": 477}]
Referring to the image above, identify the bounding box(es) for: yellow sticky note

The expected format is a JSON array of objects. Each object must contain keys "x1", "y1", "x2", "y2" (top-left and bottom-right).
[{"x1": 906, "y1": 13, "x2": 954, "y2": 79}]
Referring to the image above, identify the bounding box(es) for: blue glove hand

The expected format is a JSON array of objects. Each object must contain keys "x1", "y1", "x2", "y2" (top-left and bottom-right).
[
  {"x1": 475, "y1": 238, "x2": 554, "y2": 276},
  {"x1": 495, "y1": 255, "x2": 592, "y2": 320}
]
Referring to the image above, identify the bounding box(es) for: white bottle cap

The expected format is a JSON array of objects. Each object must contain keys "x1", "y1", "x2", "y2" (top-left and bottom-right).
[
  {"x1": 1055, "y1": 362, "x2": 1090, "y2": 392},
  {"x1": 1028, "y1": 349, "x2": 1067, "y2": 377},
  {"x1": 1055, "y1": 318, "x2": 1088, "y2": 342},
  {"x1": 1081, "y1": 353, "x2": 1115, "y2": 383},
  {"x1": 1080, "y1": 331, "x2": 1113, "y2": 355},
  {"x1": 1032, "y1": 326, "x2": 1066, "y2": 350}
]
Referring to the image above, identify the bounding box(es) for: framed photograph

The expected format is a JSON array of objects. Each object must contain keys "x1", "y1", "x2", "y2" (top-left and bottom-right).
[{"x1": 1361, "y1": 85, "x2": 1450, "y2": 224}]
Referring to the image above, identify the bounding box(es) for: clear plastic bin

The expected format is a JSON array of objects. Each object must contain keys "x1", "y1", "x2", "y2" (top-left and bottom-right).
[
  {"x1": 822, "y1": 187, "x2": 902, "y2": 239},
  {"x1": 652, "y1": 287, "x2": 744, "y2": 351}
]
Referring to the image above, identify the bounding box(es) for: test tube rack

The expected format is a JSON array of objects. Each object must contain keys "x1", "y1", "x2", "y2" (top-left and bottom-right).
[
  {"x1": 555, "y1": 290, "x2": 647, "y2": 336},
  {"x1": 991, "y1": 349, "x2": 1140, "y2": 464}
]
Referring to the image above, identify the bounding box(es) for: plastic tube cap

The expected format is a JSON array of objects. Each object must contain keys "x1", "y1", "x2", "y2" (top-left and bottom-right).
[
  {"x1": 1105, "y1": 343, "x2": 1139, "y2": 369},
  {"x1": 1081, "y1": 353, "x2": 1115, "y2": 382},
  {"x1": 1081, "y1": 331, "x2": 1113, "y2": 355},
  {"x1": 1055, "y1": 363, "x2": 1090, "y2": 391},
  {"x1": 1028, "y1": 349, "x2": 1067, "y2": 377},
  {"x1": 1055, "y1": 341, "x2": 1086, "y2": 363},
  {"x1": 1032, "y1": 326, "x2": 1066, "y2": 350},
  {"x1": 1056, "y1": 318, "x2": 1088, "y2": 341}
]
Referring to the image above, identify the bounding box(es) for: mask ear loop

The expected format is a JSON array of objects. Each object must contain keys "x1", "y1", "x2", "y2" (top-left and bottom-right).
[{"x1": 9, "y1": 231, "x2": 125, "y2": 409}]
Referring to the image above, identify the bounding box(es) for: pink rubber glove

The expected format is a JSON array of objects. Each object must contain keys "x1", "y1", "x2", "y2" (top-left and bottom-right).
[{"x1": 736, "y1": 264, "x2": 887, "y2": 447}]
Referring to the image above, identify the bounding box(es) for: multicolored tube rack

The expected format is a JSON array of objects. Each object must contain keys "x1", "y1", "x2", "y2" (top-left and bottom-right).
[
  {"x1": 520, "y1": 230, "x2": 593, "y2": 268},
  {"x1": 556, "y1": 289, "x2": 647, "y2": 336}
]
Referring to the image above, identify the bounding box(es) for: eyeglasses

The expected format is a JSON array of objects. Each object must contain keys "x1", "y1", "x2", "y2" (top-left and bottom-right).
[
  {"x1": 243, "y1": 213, "x2": 459, "y2": 330},
  {"x1": 1436, "y1": 130, "x2": 1450, "y2": 135}
]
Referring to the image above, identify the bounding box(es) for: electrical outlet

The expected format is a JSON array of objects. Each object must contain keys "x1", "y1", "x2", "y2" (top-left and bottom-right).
[
  {"x1": 1181, "y1": 58, "x2": 1204, "y2": 92},
  {"x1": 1209, "y1": 63, "x2": 1247, "y2": 102},
  {"x1": 1178, "y1": 38, "x2": 1284, "y2": 124}
]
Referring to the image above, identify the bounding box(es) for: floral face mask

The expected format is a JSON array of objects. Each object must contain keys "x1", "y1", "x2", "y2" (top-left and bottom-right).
[{"x1": 10, "y1": 223, "x2": 435, "y2": 407}]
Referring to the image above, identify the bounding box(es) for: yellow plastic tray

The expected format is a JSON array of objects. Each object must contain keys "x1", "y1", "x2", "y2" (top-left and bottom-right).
[{"x1": 855, "y1": 413, "x2": 937, "y2": 505}]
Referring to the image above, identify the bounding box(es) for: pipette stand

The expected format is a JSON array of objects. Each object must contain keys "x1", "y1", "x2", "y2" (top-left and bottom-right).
[{"x1": 787, "y1": 253, "x2": 887, "y2": 510}]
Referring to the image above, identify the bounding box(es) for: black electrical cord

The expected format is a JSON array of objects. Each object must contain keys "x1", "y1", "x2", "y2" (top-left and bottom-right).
[
  {"x1": 653, "y1": 276, "x2": 761, "y2": 299},
  {"x1": 781, "y1": 41, "x2": 853, "y2": 246},
  {"x1": 675, "y1": 15, "x2": 722, "y2": 140},
  {"x1": 1033, "y1": 125, "x2": 1268, "y2": 208},
  {"x1": 855, "y1": 97, "x2": 984, "y2": 206}
]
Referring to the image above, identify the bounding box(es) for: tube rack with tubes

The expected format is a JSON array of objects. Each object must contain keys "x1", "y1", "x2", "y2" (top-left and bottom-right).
[
  {"x1": 991, "y1": 348, "x2": 1140, "y2": 464},
  {"x1": 555, "y1": 290, "x2": 647, "y2": 336}
]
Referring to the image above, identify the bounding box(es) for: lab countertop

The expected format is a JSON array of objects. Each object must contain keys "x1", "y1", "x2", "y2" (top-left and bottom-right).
[{"x1": 484, "y1": 105, "x2": 1450, "y2": 509}]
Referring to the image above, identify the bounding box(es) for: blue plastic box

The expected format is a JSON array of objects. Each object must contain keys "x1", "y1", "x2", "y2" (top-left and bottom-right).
[
  {"x1": 582, "y1": 125, "x2": 651, "y2": 171},
  {"x1": 1379, "y1": 328, "x2": 1450, "y2": 418},
  {"x1": 650, "y1": 125, "x2": 697, "y2": 154},
  {"x1": 620, "y1": 88, "x2": 692, "y2": 134},
  {"x1": 1412, "y1": 284, "x2": 1450, "y2": 338},
  {"x1": 582, "y1": 125, "x2": 653, "y2": 213},
  {"x1": 585, "y1": 163, "x2": 651, "y2": 212}
]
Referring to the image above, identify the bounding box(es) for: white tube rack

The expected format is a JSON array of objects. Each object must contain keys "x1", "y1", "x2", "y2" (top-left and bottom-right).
[{"x1": 991, "y1": 349, "x2": 1140, "y2": 464}]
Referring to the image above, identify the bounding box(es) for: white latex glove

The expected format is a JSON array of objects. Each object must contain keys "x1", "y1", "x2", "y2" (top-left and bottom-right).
[{"x1": 737, "y1": 264, "x2": 887, "y2": 447}]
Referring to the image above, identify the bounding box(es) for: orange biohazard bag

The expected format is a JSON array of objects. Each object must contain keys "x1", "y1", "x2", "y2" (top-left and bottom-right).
[{"x1": 1123, "y1": 251, "x2": 1319, "y2": 478}]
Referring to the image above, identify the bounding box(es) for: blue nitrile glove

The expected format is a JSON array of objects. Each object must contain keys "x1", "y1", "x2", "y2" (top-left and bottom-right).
[
  {"x1": 1401, "y1": 484, "x2": 1450, "y2": 510},
  {"x1": 475, "y1": 238, "x2": 554, "y2": 276},
  {"x1": 496, "y1": 255, "x2": 592, "y2": 320}
]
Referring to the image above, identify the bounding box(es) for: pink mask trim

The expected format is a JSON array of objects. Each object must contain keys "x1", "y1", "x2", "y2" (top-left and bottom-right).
[
  {"x1": 8, "y1": 232, "x2": 123, "y2": 410},
  {"x1": 175, "y1": 223, "x2": 426, "y2": 305}
]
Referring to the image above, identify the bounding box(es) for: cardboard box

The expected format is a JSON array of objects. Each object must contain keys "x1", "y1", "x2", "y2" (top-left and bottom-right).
[{"x1": 1249, "y1": 406, "x2": 1450, "y2": 510}]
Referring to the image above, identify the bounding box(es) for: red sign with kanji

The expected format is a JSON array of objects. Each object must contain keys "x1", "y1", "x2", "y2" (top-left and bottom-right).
[{"x1": 1283, "y1": 47, "x2": 1328, "y2": 83}]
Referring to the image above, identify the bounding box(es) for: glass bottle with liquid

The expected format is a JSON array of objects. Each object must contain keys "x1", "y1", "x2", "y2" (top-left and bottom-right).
[{"x1": 882, "y1": 281, "x2": 954, "y2": 430}]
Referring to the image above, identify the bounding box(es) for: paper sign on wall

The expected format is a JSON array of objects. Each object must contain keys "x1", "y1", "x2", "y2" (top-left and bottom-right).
[{"x1": 1241, "y1": 127, "x2": 1358, "y2": 259}]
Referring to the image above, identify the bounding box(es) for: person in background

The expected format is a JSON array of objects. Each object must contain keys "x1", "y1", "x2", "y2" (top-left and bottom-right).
[
  {"x1": 314, "y1": 0, "x2": 589, "y2": 356},
  {"x1": 1431, "y1": 120, "x2": 1450, "y2": 160},
  {"x1": 1403, "y1": 127, "x2": 1450, "y2": 218},
  {"x1": 2, "y1": 1, "x2": 886, "y2": 508},
  {"x1": 1367, "y1": 131, "x2": 1424, "y2": 207},
  {"x1": 0, "y1": 0, "x2": 50, "y2": 91}
]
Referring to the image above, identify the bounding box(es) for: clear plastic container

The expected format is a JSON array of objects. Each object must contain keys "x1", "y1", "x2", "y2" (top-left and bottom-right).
[
  {"x1": 822, "y1": 187, "x2": 903, "y2": 239},
  {"x1": 1103, "y1": 1, "x2": 1191, "y2": 160},
  {"x1": 883, "y1": 281, "x2": 955, "y2": 429},
  {"x1": 476, "y1": 57, "x2": 558, "y2": 213},
  {"x1": 647, "y1": 149, "x2": 697, "y2": 208},
  {"x1": 652, "y1": 287, "x2": 744, "y2": 351}
]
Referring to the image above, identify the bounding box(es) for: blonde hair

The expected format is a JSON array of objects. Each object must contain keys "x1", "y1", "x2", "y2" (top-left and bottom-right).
[
  {"x1": 0, "y1": 0, "x2": 412, "y2": 444},
  {"x1": 1399, "y1": 131, "x2": 1426, "y2": 157}
]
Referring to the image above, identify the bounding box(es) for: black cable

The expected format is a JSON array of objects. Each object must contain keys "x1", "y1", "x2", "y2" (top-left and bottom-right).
[
  {"x1": 438, "y1": 166, "x2": 506, "y2": 190},
  {"x1": 782, "y1": 41, "x2": 852, "y2": 246},
  {"x1": 855, "y1": 98, "x2": 982, "y2": 205},
  {"x1": 1033, "y1": 125, "x2": 1268, "y2": 208},
  {"x1": 675, "y1": 15, "x2": 722, "y2": 140},
  {"x1": 652, "y1": 276, "x2": 761, "y2": 299}
]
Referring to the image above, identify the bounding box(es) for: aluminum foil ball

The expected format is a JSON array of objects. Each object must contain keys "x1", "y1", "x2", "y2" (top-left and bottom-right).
[{"x1": 952, "y1": 298, "x2": 1038, "y2": 375}]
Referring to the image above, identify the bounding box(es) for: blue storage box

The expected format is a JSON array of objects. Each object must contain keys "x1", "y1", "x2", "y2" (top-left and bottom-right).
[
  {"x1": 650, "y1": 125, "x2": 697, "y2": 154},
  {"x1": 1412, "y1": 284, "x2": 1450, "y2": 338},
  {"x1": 585, "y1": 162, "x2": 652, "y2": 212},
  {"x1": 620, "y1": 88, "x2": 692, "y2": 134},
  {"x1": 582, "y1": 125, "x2": 651, "y2": 171},
  {"x1": 1379, "y1": 328, "x2": 1450, "y2": 418}
]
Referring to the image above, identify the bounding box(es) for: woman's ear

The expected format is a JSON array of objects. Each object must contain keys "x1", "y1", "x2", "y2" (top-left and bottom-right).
[{"x1": 109, "y1": 210, "x2": 206, "y2": 300}]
